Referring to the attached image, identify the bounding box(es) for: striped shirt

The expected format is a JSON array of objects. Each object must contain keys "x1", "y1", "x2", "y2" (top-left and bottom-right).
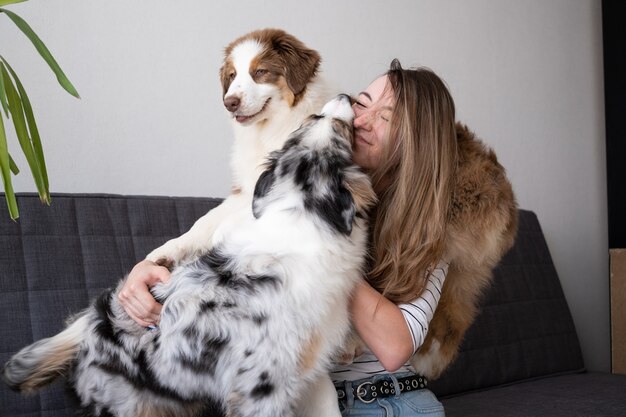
[{"x1": 331, "y1": 260, "x2": 448, "y2": 382}]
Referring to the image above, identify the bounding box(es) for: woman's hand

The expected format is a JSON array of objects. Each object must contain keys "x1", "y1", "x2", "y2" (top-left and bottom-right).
[{"x1": 118, "y1": 259, "x2": 171, "y2": 327}]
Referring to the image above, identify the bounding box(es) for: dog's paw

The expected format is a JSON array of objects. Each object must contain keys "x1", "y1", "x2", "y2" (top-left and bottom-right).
[
  {"x1": 335, "y1": 350, "x2": 357, "y2": 366},
  {"x1": 154, "y1": 256, "x2": 175, "y2": 271},
  {"x1": 146, "y1": 242, "x2": 187, "y2": 266},
  {"x1": 334, "y1": 332, "x2": 366, "y2": 365}
]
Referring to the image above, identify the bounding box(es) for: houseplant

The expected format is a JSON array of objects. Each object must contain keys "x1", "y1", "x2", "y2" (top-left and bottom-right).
[{"x1": 0, "y1": 0, "x2": 79, "y2": 220}]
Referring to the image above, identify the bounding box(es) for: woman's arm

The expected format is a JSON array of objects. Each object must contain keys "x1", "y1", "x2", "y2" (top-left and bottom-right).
[
  {"x1": 350, "y1": 280, "x2": 415, "y2": 372},
  {"x1": 351, "y1": 261, "x2": 448, "y2": 372}
]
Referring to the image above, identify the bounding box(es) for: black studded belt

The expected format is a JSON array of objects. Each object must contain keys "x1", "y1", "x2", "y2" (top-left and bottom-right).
[{"x1": 336, "y1": 374, "x2": 428, "y2": 404}]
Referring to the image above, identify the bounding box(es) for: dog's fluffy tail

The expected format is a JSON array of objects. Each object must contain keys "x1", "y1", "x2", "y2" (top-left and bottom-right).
[{"x1": 2, "y1": 313, "x2": 89, "y2": 393}]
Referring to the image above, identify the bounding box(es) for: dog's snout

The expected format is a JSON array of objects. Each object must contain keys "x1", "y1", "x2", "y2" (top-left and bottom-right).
[
  {"x1": 321, "y1": 94, "x2": 355, "y2": 123},
  {"x1": 224, "y1": 96, "x2": 241, "y2": 112},
  {"x1": 337, "y1": 93, "x2": 351, "y2": 103}
]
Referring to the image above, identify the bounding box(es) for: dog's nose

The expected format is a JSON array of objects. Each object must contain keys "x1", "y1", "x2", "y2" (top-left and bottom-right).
[
  {"x1": 337, "y1": 93, "x2": 352, "y2": 104},
  {"x1": 321, "y1": 94, "x2": 354, "y2": 122},
  {"x1": 224, "y1": 96, "x2": 240, "y2": 112}
]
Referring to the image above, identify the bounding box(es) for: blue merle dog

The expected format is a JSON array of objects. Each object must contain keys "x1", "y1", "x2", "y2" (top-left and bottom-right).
[{"x1": 3, "y1": 95, "x2": 375, "y2": 417}]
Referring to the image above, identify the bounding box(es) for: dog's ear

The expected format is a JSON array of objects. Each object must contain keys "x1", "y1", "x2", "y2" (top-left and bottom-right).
[
  {"x1": 252, "y1": 168, "x2": 276, "y2": 218},
  {"x1": 317, "y1": 185, "x2": 356, "y2": 236},
  {"x1": 219, "y1": 59, "x2": 235, "y2": 96},
  {"x1": 343, "y1": 169, "x2": 377, "y2": 216},
  {"x1": 273, "y1": 33, "x2": 321, "y2": 96}
]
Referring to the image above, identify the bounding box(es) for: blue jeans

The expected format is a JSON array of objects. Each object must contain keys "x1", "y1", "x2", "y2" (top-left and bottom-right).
[{"x1": 335, "y1": 373, "x2": 445, "y2": 417}]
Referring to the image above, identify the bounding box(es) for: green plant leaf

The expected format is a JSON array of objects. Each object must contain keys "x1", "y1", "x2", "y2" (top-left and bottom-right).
[
  {"x1": 0, "y1": 60, "x2": 9, "y2": 118},
  {"x1": 0, "y1": 8, "x2": 80, "y2": 98},
  {"x1": 0, "y1": 109, "x2": 19, "y2": 219},
  {"x1": 1, "y1": 62, "x2": 47, "y2": 203},
  {"x1": 1, "y1": 57, "x2": 49, "y2": 201},
  {"x1": 0, "y1": 0, "x2": 28, "y2": 6},
  {"x1": 8, "y1": 153, "x2": 19, "y2": 175}
]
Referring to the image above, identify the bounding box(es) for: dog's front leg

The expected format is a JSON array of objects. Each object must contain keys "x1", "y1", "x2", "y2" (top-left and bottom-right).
[
  {"x1": 298, "y1": 374, "x2": 342, "y2": 417},
  {"x1": 146, "y1": 193, "x2": 248, "y2": 266}
]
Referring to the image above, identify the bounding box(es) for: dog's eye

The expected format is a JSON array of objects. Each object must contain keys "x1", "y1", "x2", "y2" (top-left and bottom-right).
[
  {"x1": 255, "y1": 69, "x2": 268, "y2": 77},
  {"x1": 229, "y1": 72, "x2": 236, "y2": 81}
]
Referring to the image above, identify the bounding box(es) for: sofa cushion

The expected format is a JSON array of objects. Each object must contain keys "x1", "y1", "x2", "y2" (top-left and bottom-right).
[
  {"x1": 430, "y1": 209, "x2": 585, "y2": 397},
  {"x1": 441, "y1": 372, "x2": 626, "y2": 417},
  {"x1": 0, "y1": 193, "x2": 221, "y2": 417}
]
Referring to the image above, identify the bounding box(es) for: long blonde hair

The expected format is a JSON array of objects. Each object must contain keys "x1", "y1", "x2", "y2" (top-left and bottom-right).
[{"x1": 366, "y1": 60, "x2": 458, "y2": 304}]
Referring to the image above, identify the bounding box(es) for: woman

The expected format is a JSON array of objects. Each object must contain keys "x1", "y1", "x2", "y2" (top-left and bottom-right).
[
  {"x1": 330, "y1": 59, "x2": 456, "y2": 416},
  {"x1": 119, "y1": 59, "x2": 458, "y2": 416}
]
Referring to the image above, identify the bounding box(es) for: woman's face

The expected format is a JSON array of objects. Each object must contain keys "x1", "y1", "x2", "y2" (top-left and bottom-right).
[{"x1": 352, "y1": 75, "x2": 395, "y2": 170}]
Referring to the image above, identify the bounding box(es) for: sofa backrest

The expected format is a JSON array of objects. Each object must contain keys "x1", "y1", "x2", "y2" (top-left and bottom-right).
[
  {"x1": 0, "y1": 194, "x2": 585, "y2": 416},
  {"x1": 430, "y1": 209, "x2": 585, "y2": 397}
]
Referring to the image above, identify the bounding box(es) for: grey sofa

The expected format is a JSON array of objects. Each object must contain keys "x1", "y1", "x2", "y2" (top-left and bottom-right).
[{"x1": 1, "y1": 193, "x2": 625, "y2": 417}]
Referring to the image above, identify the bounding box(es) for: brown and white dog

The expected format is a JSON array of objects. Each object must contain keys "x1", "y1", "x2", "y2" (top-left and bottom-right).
[{"x1": 147, "y1": 28, "x2": 336, "y2": 265}]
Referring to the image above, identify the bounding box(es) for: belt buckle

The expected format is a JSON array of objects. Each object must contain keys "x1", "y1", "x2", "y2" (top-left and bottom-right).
[{"x1": 355, "y1": 381, "x2": 376, "y2": 404}]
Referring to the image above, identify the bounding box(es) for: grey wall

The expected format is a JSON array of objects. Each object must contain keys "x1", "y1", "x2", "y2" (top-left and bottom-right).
[{"x1": 1, "y1": 0, "x2": 608, "y2": 371}]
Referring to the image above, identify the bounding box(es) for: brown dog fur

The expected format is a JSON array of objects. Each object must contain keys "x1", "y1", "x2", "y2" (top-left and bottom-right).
[{"x1": 410, "y1": 122, "x2": 518, "y2": 379}]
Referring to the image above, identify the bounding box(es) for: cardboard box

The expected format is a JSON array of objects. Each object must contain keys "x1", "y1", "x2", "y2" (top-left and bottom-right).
[{"x1": 611, "y1": 248, "x2": 626, "y2": 375}]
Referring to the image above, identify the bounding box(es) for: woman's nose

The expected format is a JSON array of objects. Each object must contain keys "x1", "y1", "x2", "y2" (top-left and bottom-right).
[{"x1": 353, "y1": 108, "x2": 372, "y2": 130}]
